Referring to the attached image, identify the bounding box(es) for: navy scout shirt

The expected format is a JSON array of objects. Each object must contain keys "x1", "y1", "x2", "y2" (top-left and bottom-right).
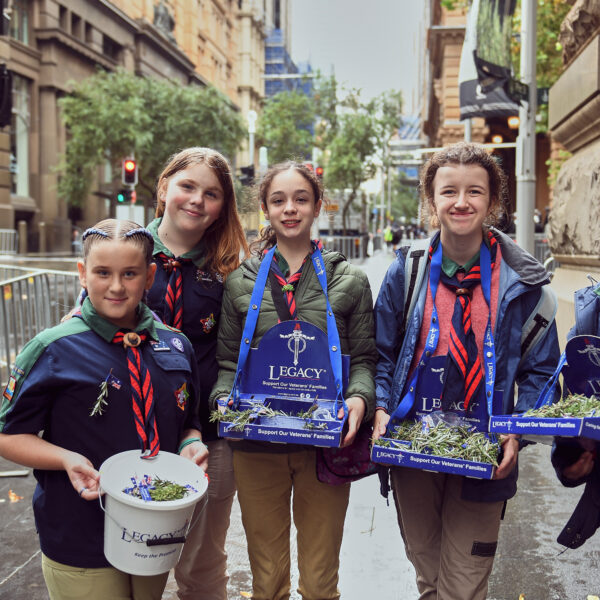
[
  {"x1": 146, "y1": 217, "x2": 223, "y2": 441},
  {"x1": 0, "y1": 298, "x2": 202, "y2": 568}
]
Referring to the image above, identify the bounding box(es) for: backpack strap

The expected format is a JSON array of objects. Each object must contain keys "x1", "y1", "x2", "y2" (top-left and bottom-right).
[
  {"x1": 520, "y1": 285, "x2": 557, "y2": 366},
  {"x1": 400, "y1": 238, "x2": 430, "y2": 340}
]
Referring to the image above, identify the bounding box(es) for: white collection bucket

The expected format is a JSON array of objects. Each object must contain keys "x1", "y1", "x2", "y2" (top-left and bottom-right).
[{"x1": 99, "y1": 450, "x2": 208, "y2": 576}]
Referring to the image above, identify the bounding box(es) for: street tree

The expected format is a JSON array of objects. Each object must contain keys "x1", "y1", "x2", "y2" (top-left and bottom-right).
[
  {"x1": 324, "y1": 89, "x2": 403, "y2": 234},
  {"x1": 257, "y1": 90, "x2": 315, "y2": 164},
  {"x1": 57, "y1": 69, "x2": 245, "y2": 209}
]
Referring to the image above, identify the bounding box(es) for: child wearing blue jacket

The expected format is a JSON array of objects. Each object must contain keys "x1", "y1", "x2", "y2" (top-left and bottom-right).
[
  {"x1": 373, "y1": 142, "x2": 560, "y2": 600},
  {"x1": 0, "y1": 219, "x2": 207, "y2": 600}
]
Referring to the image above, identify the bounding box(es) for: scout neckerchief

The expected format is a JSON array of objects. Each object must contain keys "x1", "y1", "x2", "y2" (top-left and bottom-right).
[
  {"x1": 389, "y1": 230, "x2": 497, "y2": 422},
  {"x1": 229, "y1": 241, "x2": 347, "y2": 417},
  {"x1": 268, "y1": 240, "x2": 324, "y2": 322},
  {"x1": 149, "y1": 218, "x2": 206, "y2": 330},
  {"x1": 75, "y1": 298, "x2": 161, "y2": 459},
  {"x1": 155, "y1": 254, "x2": 191, "y2": 329},
  {"x1": 440, "y1": 232, "x2": 498, "y2": 410},
  {"x1": 112, "y1": 330, "x2": 160, "y2": 458}
]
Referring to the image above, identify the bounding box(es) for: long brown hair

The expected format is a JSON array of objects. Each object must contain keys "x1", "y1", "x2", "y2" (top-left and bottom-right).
[
  {"x1": 251, "y1": 161, "x2": 324, "y2": 255},
  {"x1": 420, "y1": 141, "x2": 507, "y2": 229},
  {"x1": 155, "y1": 147, "x2": 249, "y2": 277}
]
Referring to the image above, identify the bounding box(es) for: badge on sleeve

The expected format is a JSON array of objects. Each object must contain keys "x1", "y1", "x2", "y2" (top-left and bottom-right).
[
  {"x1": 175, "y1": 382, "x2": 189, "y2": 411},
  {"x1": 3, "y1": 366, "x2": 24, "y2": 402},
  {"x1": 171, "y1": 338, "x2": 184, "y2": 353}
]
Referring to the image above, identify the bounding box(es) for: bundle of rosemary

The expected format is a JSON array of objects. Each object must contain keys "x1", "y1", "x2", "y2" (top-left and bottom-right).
[
  {"x1": 123, "y1": 477, "x2": 191, "y2": 502},
  {"x1": 374, "y1": 420, "x2": 500, "y2": 466},
  {"x1": 209, "y1": 403, "x2": 287, "y2": 431},
  {"x1": 523, "y1": 393, "x2": 600, "y2": 419}
]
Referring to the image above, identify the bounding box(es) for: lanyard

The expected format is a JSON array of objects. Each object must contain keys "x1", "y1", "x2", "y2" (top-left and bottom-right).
[
  {"x1": 229, "y1": 245, "x2": 347, "y2": 417},
  {"x1": 390, "y1": 240, "x2": 496, "y2": 421}
]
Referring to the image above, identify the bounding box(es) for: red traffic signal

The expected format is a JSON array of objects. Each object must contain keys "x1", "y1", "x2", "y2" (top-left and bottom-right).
[
  {"x1": 122, "y1": 159, "x2": 138, "y2": 186},
  {"x1": 315, "y1": 166, "x2": 324, "y2": 179}
]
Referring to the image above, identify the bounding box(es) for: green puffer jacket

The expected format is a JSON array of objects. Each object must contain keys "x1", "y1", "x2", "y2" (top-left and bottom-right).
[{"x1": 210, "y1": 249, "x2": 377, "y2": 420}]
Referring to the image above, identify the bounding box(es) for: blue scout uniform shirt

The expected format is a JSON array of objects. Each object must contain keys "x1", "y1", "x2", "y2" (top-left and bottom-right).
[
  {"x1": 146, "y1": 217, "x2": 223, "y2": 441},
  {"x1": 0, "y1": 298, "x2": 202, "y2": 568}
]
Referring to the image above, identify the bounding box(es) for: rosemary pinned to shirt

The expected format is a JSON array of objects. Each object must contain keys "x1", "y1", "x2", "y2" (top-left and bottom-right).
[
  {"x1": 91, "y1": 370, "x2": 112, "y2": 417},
  {"x1": 281, "y1": 283, "x2": 295, "y2": 292}
]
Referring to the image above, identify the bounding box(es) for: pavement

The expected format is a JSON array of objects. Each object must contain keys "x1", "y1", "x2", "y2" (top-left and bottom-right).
[{"x1": 1, "y1": 250, "x2": 600, "y2": 599}]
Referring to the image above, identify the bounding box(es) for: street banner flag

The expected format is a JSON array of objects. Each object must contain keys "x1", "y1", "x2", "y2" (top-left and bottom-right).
[{"x1": 459, "y1": 0, "x2": 519, "y2": 120}]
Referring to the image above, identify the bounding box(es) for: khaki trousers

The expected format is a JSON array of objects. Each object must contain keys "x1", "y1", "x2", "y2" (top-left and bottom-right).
[
  {"x1": 391, "y1": 467, "x2": 504, "y2": 600},
  {"x1": 233, "y1": 448, "x2": 350, "y2": 600},
  {"x1": 174, "y1": 439, "x2": 236, "y2": 600},
  {"x1": 41, "y1": 554, "x2": 168, "y2": 600}
]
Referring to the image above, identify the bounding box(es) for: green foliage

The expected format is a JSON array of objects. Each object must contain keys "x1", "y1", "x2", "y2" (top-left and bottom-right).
[
  {"x1": 57, "y1": 69, "x2": 245, "y2": 207},
  {"x1": 257, "y1": 90, "x2": 315, "y2": 164},
  {"x1": 390, "y1": 172, "x2": 419, "y2": 221}
]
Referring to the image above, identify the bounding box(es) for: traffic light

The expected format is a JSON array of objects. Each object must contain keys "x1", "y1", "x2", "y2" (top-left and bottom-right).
[
  {"x1": 315, "y1": 165, "x2": 324, "y2": 180},
  {"x1": 122, "y1": 158, "x2": 138, "y2": 186},
  {"x1": 240, "y1": 165, "x2": 255, "y2": 187},
  {"x1": 116, "y1": 189, "x2": 136, "y2": 203}
]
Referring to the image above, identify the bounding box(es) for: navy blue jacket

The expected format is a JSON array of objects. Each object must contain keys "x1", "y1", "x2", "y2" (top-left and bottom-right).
[
  {"x1": 374, "y1": 229, "x2": 561, "y2": 502},
  {"x1": 146, "y1": 218, "x2": 223, "y2": 441},
  {"x1": 0, "y1": 299, "x2": 201, "y2": 568}
]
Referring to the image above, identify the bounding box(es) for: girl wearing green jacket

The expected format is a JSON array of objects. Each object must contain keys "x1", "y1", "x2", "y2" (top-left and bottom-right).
[{"x1": 210, "y1": 161, "x2": 377, "y2": 600}]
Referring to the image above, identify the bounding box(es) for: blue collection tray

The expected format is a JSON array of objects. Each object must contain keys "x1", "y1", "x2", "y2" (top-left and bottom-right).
[{"x1": 371, "y1": 439, "x2": 495, "y2": 479}]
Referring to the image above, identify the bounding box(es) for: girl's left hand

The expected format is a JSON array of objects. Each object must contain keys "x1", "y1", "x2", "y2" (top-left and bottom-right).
[
  {"x1": 181, "y1": 441, "x2": 209, "y2": 472},
  {"x1": 337, "y1": 397, "x2": 366, "y2": 448},
  {"x1": 493, "y1": 434, "x2": 520, "y2": 480}
]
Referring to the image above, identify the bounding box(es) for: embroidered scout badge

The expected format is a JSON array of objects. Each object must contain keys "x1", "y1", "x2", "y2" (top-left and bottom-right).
[
  {"x1": 3, "y1": 366, "x2": 24, "y2": 402},
  {"x1": 150, "y1": 340, "x2": 171, "y2": 352},
  {"x1": 171, "y1": 338, "x2": 184, "y2": 353},
  {"x1": 175, "y1": 382, "x2": 189, "y2": 411},
  {"x1": 200, "y1": 313, "x2": 216, "y2": 334}
]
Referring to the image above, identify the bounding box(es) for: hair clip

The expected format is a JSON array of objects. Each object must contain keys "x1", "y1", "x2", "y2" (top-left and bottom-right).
[
  {"x1": 82, "y1": 228, "x2": 109, "y2": 241},
  {"x1": 123, "y1": 227, "x2": 153, "y2": 241}
]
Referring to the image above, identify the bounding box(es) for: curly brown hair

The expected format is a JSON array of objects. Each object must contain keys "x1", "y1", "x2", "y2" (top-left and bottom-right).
[{"x1": 420, "y1": 142, "x2": 507, "y2": 229}]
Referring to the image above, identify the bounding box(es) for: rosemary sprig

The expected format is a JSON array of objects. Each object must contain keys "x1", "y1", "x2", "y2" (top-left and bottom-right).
[
  {"x1": 524, "y1": 393, "x2": 600, "y2": 418},
  {"x1": 123, "y1": 477, "x2": 190, "y2": 501},
  {"x1": 209, "y1": 403, "x2": 287, "y2": 431},
  {"x1": 90, "y1": 374, "x2": 110, "y2": 417},
  {"x1": 374, "y1": 420, "x2": 500, "y2": 466}
]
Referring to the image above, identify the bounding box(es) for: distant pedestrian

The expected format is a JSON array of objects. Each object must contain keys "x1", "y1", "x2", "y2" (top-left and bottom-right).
[
  {"x1": 0, "y1": 219, "x2": 207, "y2": 600},
  {"x1": 373, "y1": 142, "x2": 560, "y2": 600},
  {"x1": 146, "y1": 147, "x2": 249, "y2": 600},
  {"x1": 211, "y1": 160, "x2": 377, "y2": 600}
]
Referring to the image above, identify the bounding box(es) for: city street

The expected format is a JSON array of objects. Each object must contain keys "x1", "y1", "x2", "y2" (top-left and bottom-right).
[{"x1": 0, "y1": 251, "x2": 599, "y2": 599}]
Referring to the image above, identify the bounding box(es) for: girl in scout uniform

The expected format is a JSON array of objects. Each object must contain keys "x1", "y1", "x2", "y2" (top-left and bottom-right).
[
  {"x1": 146, "y1": 147, "x2": 248, "y2": 600},
  {"x1": 373, "y1": 142, "x2": 560, "y2": 600},
  {"x1": 210, "y1": 161, "x2": 377, "y2": 600},
  {"x1": 0, "y1": 219, "x2": 207, "y2": 600}
]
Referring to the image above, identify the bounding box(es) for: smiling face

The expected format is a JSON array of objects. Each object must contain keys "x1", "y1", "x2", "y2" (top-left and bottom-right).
[
  {"x1": 262, "y1": 168, "x2": 322, "y2": 246},
  {"x1": 160, "y1": 162, "x2": 224, "y2": 243},
  {"x1": 432, "y1": 163, "x2": 492, "y2": 246},
  {"x1": 77, "y1": 240, "x2": 156, "y2": 329}
]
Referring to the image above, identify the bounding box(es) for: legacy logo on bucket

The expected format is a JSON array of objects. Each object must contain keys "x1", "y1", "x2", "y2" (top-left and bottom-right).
[{"x1": 120, "y1": 522, "x2": 188, "y2": 544}]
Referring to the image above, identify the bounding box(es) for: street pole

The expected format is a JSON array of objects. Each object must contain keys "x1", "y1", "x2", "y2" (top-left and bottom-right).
[
  {"x1": 247, "y1": 110, "x2": 257, "y2": 167},
  {"x1": 515, "y1": 0, "x2": 537, "y2": 255}
]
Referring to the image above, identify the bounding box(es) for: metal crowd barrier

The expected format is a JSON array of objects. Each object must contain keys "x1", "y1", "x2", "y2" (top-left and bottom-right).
[
  {"x1": 323, "y1": 235, "x2": 369, "y2": 260},
  {"x1": 0, "y1": 267, "x2": 80, "y2": 384},
  {"x1": 0, "y1": 229, "x2": 18, "y2": 255}
]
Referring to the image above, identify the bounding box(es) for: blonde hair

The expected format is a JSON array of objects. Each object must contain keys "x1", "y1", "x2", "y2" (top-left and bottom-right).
[
  {"x1": 155, "y1": 147, "x2": 248, "y2": 277},
  {"x1": 82, "y1": 219, "x2": 153, "y2": 265}
]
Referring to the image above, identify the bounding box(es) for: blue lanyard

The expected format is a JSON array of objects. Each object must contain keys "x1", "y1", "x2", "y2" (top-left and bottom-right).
[
  {"x1": 229, "y1": 245, "x2": 347, "y2": 417},
  {"x1": 390, "y1": 240, "x2": 496, "y2": 421}
]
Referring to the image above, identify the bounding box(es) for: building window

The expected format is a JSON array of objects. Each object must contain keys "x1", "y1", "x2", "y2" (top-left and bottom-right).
[
  {"x1": 102, "y1": 35, "x2": 121, "y2": 61},
  {"x1": 274, "y1": 0, "x2": 280, "y2": 29},
  {"x1": 59, "y1": 4, "x2": 68, "y2": 30},
  {"x1": 9, "y1": 0, "x2": 31, "y2": 45},
  {"x1": 10, "y1": 74, "x2": 30, "y2": 197},
  {"x1": 85, "y1": 22, "x2": 93, "y2": 44},
  {"x1": 71, "y1": 13, "x2": 82, "y2": 39}
]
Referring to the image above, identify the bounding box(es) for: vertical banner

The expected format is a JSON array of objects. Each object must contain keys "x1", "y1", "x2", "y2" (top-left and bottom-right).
[{"x1": 459, "y1": 0, "x2": 519, "y2": 120}]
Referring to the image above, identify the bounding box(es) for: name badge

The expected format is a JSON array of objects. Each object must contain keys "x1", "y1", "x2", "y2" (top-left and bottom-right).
[{"x1": 150, "y1": 340, "x2": 171, "y2": 352}]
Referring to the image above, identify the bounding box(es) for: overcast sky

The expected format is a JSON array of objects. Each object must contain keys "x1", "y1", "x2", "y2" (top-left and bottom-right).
[{"x1": 290, "y1": 0, "x2": 425, "y2": 112}]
